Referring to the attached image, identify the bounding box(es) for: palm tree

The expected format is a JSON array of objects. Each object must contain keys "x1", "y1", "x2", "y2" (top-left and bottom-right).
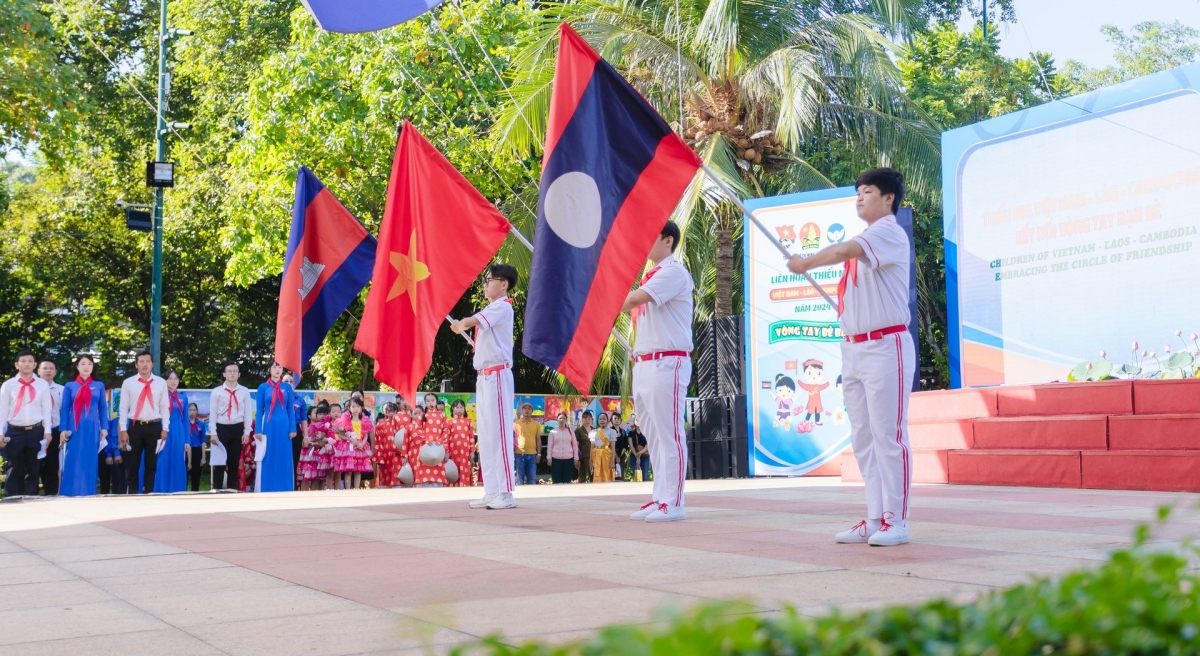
[{"x1": 493, "y1": 0, "x2": 941, "y2": 326}]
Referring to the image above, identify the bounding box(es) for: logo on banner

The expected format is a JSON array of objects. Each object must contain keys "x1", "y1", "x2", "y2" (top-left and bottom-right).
[
  {"x1": 775, "y1": 224, "x2": 797, "y2": 248},
  {"x1": 827, "y1": 223, "x2": 846, "y2": 244},
  {"x1": 800, "y1": 223, "x2": 821, "y2": 250}
]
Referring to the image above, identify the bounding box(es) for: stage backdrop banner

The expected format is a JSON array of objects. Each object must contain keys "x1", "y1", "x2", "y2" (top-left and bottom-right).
[
  {"x1": 743, "y1": 187, "x2": 862, "y2": 476},
  {"x1": 944, "y1": 62, "x2": 1200, "y2": 387}
]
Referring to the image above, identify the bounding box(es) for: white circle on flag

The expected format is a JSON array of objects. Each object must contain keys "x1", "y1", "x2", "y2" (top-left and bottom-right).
[{"x1": 544, "y1": 171, "x2": 602, "y2": 249}]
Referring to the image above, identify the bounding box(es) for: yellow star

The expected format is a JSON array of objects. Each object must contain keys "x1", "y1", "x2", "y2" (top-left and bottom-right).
[{"x1": 386, "y1": 230, "x2": 430, "y2": 311}]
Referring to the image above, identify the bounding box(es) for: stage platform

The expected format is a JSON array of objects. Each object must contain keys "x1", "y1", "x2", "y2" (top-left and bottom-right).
[
  {"x1": 842, "y1": 378, "x2": 1200, "y2": 492},
  {"x1": 0, "y1": 479, "x2": 1196, "y2": 655}
]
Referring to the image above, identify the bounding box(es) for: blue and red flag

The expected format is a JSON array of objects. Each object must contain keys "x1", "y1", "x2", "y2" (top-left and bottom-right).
[
  {"x1": 275, "y1": 166, "x2": 377, "y2": 374},
  {"x1": 300, "y1": 0, "x2": 442, "y2": 33},
  {"x1": 522, "y1": 24, "x2": 702, "y2": 392}
]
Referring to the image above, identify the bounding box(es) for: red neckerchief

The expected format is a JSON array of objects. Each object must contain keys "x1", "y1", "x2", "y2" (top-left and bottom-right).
[
  {"x1": 837, "y1": 259, "x2": 858, "y2": 316},
  {"x1": 225, "y1": 385, "x2": 239, "y2": 420},
  {"x1": 170, "y1": 390, "x2": 184, "y2": 418},
  {"x1": 267, "y1": 380, "x2": 285, "y2": 419},
  {"x1": 632, "y1": 265, "x2": 662, "y2": 332},
  {"x1": 12, "y1": 376, "x2": 36, "y2": 418},
  {"x1": 134, "y1": 376, "x2": 155, "y2": 420},
  {"x1": 74, "y1": 376, "x2": 93, "y2": 422},
  {"x1": 473, "y1": 297, "x2": 514, "y2": 351}
]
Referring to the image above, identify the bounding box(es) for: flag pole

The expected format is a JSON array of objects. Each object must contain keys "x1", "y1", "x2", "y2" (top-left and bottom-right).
[
  {"x1": 506, "y1": 224, "x2": 636, "y2": 354},
  {"x1": 699, "y1": 164, "x2": 839, "y2": 309},
  {"x1": 445, "y1": 315, "x2": 475, "y2": 347}
]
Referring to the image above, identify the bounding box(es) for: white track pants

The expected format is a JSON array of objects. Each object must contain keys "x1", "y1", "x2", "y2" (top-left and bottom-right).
[
  {"x1": 632, "y1": 356, "x2": 691, "y2": 507},
  {"x1": 841, "y1": 331, "x2": 916, "y2": 521},
  {"x1": 476, "y1": 368, "x2": 515, "y2": 495}
]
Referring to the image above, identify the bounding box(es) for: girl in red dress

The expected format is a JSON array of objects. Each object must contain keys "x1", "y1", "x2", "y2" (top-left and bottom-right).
[
  {"x1": 406, "y1": 405, "x2": 446, "y2": 487},
  {"x1": 373, "y1": 403, "x2": 401, "y2": 488},
  {"x1": 444, "y1": 399, "x2": 475, "y2": 487}
]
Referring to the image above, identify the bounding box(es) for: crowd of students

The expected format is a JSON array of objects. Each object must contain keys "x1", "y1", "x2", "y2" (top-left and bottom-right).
[{"x1": 0, "y1": 348, "x2": 652, "y2": 498}]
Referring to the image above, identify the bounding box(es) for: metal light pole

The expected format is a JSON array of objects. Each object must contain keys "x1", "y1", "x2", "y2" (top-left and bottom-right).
[
  {"x1": 148, "y1": 0, "x2": 170, "y2": 374},
  {"x1": 981, "y1": 0, "x2": 988, "y2": 40}
]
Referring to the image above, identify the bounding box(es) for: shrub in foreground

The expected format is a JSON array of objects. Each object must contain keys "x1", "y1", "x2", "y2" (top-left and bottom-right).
[{"x1": 454, "y1": 519, "x2": 1200, "y2": 655}]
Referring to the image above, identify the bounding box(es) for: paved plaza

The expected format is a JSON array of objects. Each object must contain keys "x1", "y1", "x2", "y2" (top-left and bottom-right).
[{"x1": 1, "y1": 478, "x2": 1196, "y2": 655}]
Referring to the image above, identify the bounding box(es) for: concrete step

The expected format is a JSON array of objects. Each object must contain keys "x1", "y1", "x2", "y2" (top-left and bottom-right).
[
  {"x1": 1132, "y1": 379, "x2": 1200, "y2": 415},
  {"x1": 972, "y1": 415, "x2": 1108, "y2": 450},
  {"x1": 947, "y1": 449, "x2": 1081, "y2": 488},
  {"x1": 1108, "y1": 414, "x2": 1200, "y2": 450},
  {"x1": 909, "y1": 419, "x2": 975, "y2": 450},
  {"x1": 910, "y1": 388, "x2": 997, "y2": 422},
  {"x1": 1082, "y1": 450, "x2": 1200, "y2": 493},
  {"x1": 995, "y1": 380, "x2": 1132, "y2": 417}
]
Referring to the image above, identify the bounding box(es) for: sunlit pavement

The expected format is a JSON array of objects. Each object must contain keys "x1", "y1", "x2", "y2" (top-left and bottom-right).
[{"x1": 1, "y1": 478, "x2": 1196, "y2": 655}]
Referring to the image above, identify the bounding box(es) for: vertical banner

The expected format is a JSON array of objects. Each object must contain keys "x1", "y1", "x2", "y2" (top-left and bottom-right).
[{"x1": 743, "y1": 188, "x2": 862, "y2": 476}]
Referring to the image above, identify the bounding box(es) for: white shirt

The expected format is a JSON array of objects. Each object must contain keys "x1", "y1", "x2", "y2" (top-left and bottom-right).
[
  {"x1": 633, "y1": 254, "x2": 695, "y2": 356},
  {"x1": 119, "y1": 374, "x2": 170, "y2": 432},
  {"x1": 841, "y1": 215, "x2": 911, "y2": 336},
  {"x1": 208, "y1": 384, "x2": 253, "y2": 436},
  {"x1": 0, "y1": 375, "x2": 53, "y2": 435},
  {"x1": 472, "y1": 296, "x2": 514, "y2": 370},
  {"x1": 43, "y1": 379, "x2": 63, "y2": 428}
]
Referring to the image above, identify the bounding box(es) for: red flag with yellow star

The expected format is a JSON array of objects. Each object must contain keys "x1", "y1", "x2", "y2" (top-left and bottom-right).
[{"x1": 355, "y1": 121, "x2": 512, "y2": 404}]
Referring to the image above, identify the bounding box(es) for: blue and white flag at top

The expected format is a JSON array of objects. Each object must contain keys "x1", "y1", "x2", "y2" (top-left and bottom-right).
[{"x1": 300, "y1": 0, "x2": 443, "y2": 33}]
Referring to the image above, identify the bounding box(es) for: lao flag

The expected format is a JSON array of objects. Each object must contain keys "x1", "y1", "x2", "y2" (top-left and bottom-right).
[
  {"x1": 300, "y1": 0, "x2": 442, "y2": 33},
  {"x1": 522, "y1": 24, "x2": 702, "y2": 392},
  {"x1": 275, "y1": 166, "x2": 377, "y2": 374}
]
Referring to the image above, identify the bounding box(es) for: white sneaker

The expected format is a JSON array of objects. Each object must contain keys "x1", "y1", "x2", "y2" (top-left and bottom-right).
[
  {"x1": 486, "y1": 492, "x2": 518, "y2": 510},
  {"x1": 629, "y1": 501, "x2": 659, "y2": 520},
  {"x1": 644, "y1": 503, "x2": 686, "y2": 523},
  {"x1": 835, "y1": 519, "x2": 881, "y2": 544},
  {"x1": 868, "y1": 520, "x2": 909, "y2": 547},
  {"x1": 469, "y1": 493, "x2": 497, "y2": 509}
]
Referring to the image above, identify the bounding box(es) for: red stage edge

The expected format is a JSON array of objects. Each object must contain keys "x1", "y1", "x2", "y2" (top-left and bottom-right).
[{"x1": 838, "y1": 378, "x2": 1200, "y2": 492}]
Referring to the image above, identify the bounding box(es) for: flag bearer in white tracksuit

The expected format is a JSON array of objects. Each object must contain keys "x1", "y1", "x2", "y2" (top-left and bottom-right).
[
  {"x1": 788, "y1": 168, "x2": 915, "y2": 547},
  {"x1": 622, "y1": 221, "x2": 694, "y2": 523},
  {"x1": 451, "y1": 264, "x2": 519, "y2": 510}
]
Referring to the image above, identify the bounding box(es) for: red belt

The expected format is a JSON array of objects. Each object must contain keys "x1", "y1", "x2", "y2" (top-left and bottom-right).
[
  {"x1": 477, "y1": 363, "x2": 511, "y2": 375},
  {"x1": 845, "y1": 324, "x2": 907, "y2": 344},
  {"x1": 633, "y1": 350, "x2": 690, "y2": 363}
]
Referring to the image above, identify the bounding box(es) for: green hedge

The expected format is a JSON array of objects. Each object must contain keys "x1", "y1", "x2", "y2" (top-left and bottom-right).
[{"x1": 454, "y1": 511, "x2": 1200, "y2": 655}]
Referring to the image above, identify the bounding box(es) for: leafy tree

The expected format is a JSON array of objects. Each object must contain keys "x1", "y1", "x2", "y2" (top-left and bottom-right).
[
  {"x1": 0, "y1": 0, "x2": 78, "y2": 159},
  {"x1": 1060, "y1": 21, "x2": 1200, "y2": 95}
]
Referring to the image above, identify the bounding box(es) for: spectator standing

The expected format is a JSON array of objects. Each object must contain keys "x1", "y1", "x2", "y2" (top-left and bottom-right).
[
  {"x1": 59, "y1": 355, "x2": 107, "y2": 497},
  {"x1": 513, "y1": 403, "x2": 541, "y2": 485},
  {"x1": 208, "y1": 361, "x2": 253, "y2": 490},
  {"x1": 373, "y1": 402, "x2": 401, "y2": 487},
  {"x1": 574, "y1": 411, "x2": 594, "y2": 483},
  {"x1": 99, "y1": 413, "x2": 125, "y2": 494},
  {"x1": 283, "y1": 372, "x2": 307, "y2": 487},
  {"x1": 185, "y1": 403, "x2": 207, "y2": 492},
  {"x1": 626, "y1": 416, "x2": 650, "y2": 482},
  {"x1": 445, "y1": 399, "x2": 475, "y2": 487},
  {"x1": 118, "y1": 351, "x2": 169, "y2": 494},
  {"x1": 153, "y1": 371, "x2": 188, "y2": 493},
  {"x1": 590, "y1": 412, "x2": 616, "y2": 482},
  {"x1": 37, "y1": 359, "x2": 63, "y2": 495},
  {"x1": 546, "y1": 413, "x2": 579, "y2": 484},
  {"x1": 256, "y1": 361, "x2": 298, "y2": 492}
]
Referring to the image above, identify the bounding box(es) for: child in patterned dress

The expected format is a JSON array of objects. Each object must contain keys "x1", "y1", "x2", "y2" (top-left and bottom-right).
[
  {"x1": 406, "y1": 405, "x2": 446, "y2": 487},
  {"x1": 444, "y1": 399, "x2": 475, "y2": 487},
  {"x1": 372, "y1": 403, "x2": 400, "y2": 488},
  {"x1": 336, "y1": 397, "x2": 374, "y2": 490},
  {"x1": 299, "y1": 406, "x2": 331, "y2": 490}
]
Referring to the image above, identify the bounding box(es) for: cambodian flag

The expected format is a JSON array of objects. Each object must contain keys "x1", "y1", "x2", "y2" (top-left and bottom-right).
[
  {"x1": 275, "y1": 166, "x2": 377, "y2": 374},
  {"x1": 522, "y1": 24, "x2": 702, "y2": 392},
  {"x1": 300, "y1": 0, "x2": 442, "y2": 34}
]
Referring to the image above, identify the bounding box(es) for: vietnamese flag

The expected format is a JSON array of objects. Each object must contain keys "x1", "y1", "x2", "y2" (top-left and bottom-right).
[{"x1": 355, "y1": 121, "x2": 511, "y2": 404}]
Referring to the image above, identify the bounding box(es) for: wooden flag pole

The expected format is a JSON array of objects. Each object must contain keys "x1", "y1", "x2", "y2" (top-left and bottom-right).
[{"x1": 699, "y1": 164, "x2": 839, "y2": 309}]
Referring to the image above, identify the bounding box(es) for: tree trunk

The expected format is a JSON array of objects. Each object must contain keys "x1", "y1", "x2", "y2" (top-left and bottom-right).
[{"x1": 714, "y1": 212, "x2": 735, "y2": 319}]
